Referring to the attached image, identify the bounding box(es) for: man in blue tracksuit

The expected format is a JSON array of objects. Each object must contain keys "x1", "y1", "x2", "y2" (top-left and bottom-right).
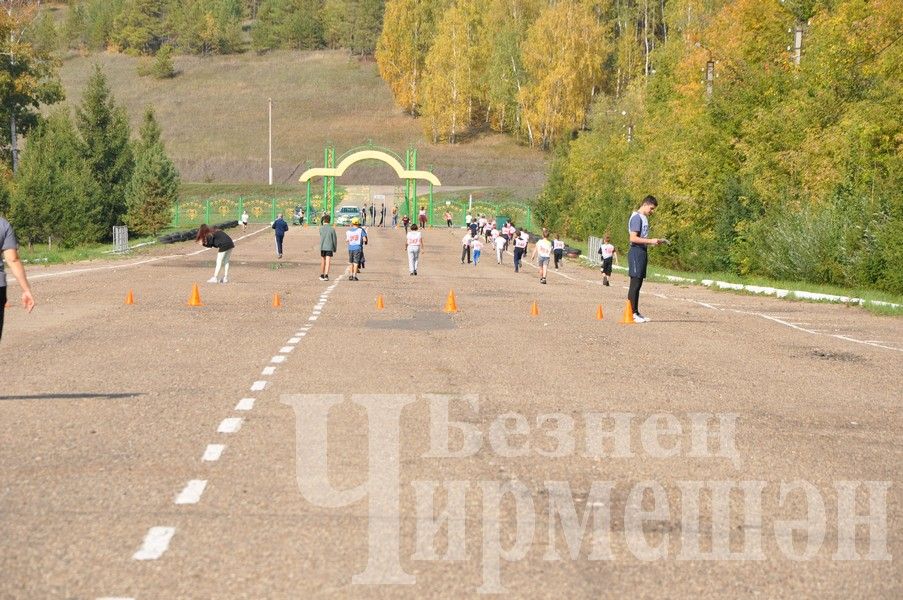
[{"x1": 272, "y1": 213, "x2": 289, "y2": 258}]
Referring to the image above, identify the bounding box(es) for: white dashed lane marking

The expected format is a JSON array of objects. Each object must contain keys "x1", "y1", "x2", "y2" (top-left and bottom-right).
[
  {"x1": 287, "y1": 337, "x2": 301, "y2": 344},
  {"x1": 261, "y1": 366, "x2": 276, "y2": 376},
  {"x1": 271, "y1": 355, "x2": 286, "y2": 363},
  {"x1": 235, "y1": 398, "x2": 255, "y2": 411},
  {"x1": 279, "y1": 346, "x2": 294, "y2": 353},
  {"x1": 132, "y1": 527, "x2": 176, "y2": 560},
  {"x1": 202, "y1": 444, "x2": 225, "y2": 462},
  {"x1": 217, "y1": 417, "x2": 243, "y2": 434},
  {"x1": 174, "y1": 480, "x2": 208, "y2": 505},
  {"x1": 250, "y1": 380, "x2": 268, "y2": 391}
]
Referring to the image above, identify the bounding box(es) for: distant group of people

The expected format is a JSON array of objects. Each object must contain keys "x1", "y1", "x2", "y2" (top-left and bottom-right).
[
  {"x1": 195, "y1": 195, "x2": 666, "y2": 323},
  {"x1": 361, "y1": 203, "x2": 388, "y2": 228}
]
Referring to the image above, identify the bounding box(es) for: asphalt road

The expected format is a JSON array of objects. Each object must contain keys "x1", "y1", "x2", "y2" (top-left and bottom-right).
[{"x1": 1, "y1": 224, "x2": 901, "y2": 599}]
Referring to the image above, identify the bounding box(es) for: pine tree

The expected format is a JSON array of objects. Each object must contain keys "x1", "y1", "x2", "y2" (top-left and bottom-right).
[
  {"x1": 126, "y1": 108, "x2": 180, "y2": 236},
  {"x1": 252, "y1": 0, "x2": 324, "y2": 51},
  {"x1": 75, "y1": 65, "x2": 134, "y2": 237},
  {"x1": 112, "y1": 0, "x2": 166, "y2": 55},
  {"x1": 9, "y1": 111, "x2": 104, "y2": 246}
]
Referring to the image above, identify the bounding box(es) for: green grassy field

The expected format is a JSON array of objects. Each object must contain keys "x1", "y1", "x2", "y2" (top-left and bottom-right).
[{"x1": 56, "y1": 50, "x2": 548, "y2": 191}]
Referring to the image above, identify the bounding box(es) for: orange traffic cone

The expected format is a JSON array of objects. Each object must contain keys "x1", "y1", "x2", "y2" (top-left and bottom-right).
[
  {"x1": 188, "y1": 283, "x2": 203, "y2": 307},
  {"x1": 619, "y1": 300, "x2": 635, "y2": 324},
  {"x1": 376, "y1": 295, "x2": 385, "y2": 310},
  {"x1": 272, "y1": 293, "x2": 282, "y2": 308},
  {"x1": 596, "y1": 304, "x2": 604, "y2": 320},
  {"x1": 530, "y1": 300, "x2": 539, "y2": 317},
  {"x1": 443, "y1": 290, "x2": 458, "y2": 313},
  {"x1": 125, "y1": 290, "x2": 135, "y2": 305}
]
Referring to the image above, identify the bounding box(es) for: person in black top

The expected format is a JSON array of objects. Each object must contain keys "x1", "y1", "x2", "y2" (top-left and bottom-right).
[
  {"x1": 272, "y1": 213, "x2": 289, "y2": 258},
  {"x1": 196, "y1": 224, "x2": 235, "y2": 283}
]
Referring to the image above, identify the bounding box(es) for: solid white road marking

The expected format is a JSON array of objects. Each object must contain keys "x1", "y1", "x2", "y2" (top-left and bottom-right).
[
  {"x1": 261, "y1": 366, "x2": 276, "y2": 376},
  {"x1": 202, "y1": 444, "x2": 225, "y2": 462},
  {"x1": 217, "y1": 417, "x2": 243, "y2": 433},
  {"x1": 235, "y1": 398, "x2": 255, "y2": 411},
  {"x1": 250, "y1": 380, "x2": 268, "y2": 391},
  {"x1": 279, "y1": 346, "x2": 294, "y2": 353},
  {"x1": 271, "y1": 355, "x2": 286, "y2": 363},
  {"x1": 174, "y1": 480, "x2": 208, "y2": 505},
  {"x1": 132, "y1": 527, "x2": 175, "y2": 560},
  {"x1": 23, "y1": 227, "x2": 269, "y2": 282}
]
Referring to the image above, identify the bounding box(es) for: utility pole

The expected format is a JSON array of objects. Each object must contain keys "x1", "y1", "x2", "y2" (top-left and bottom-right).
[{"x1": 268, "y1": 97, "x2": 273, "y2": 185}]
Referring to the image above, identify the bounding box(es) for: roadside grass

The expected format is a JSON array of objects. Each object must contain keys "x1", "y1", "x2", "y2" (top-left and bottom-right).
[
  {"x1": 18, "y1": 234, "x2": 163, "y2": 266},
  {"x1": 570, "y1": 247, "x2": 903, "y2": 316}
]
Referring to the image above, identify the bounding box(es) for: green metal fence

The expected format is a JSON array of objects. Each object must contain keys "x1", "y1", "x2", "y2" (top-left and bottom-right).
[
  {"x1": 171, "y1": 195, "x2": 534, "y2": 231},
  {"x1": 171, "y1": 197, "x2": 309, "y2": 228}
]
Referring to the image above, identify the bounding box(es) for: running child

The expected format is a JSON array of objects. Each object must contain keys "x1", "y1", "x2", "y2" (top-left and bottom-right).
[
  {"x1": 598, "y1": 234, "x2": 618, "y2": 287},
  {"x1": 513, "y1": 231, "x2": 528, "y2": 272},
  {"x1": 552, "y1": 234, "x2": 565, "y2": 269},
  {"x1": 494, "y1": 232, "x2": 505, "y2": 264},
  {"x1": 531, "y1": 229, "x2": 553, "y2": 284},
  {"x1": 406, "y1": 223, "x2": 423, "y2": 275},
  {"x1": 471, "y1": 236, "x2": 483, "y2": 266},
  {"x1": 346, "y1": 217, "x2": 367, "y2": 281}
]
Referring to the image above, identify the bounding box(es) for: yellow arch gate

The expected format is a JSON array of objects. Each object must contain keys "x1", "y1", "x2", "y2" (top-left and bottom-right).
[{"x1": 298, "y1": 143, "x2": 441, "y2": 224}]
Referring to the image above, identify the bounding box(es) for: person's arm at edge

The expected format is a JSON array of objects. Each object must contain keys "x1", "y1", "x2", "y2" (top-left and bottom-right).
[{"x1": 3, "y1": 248, "x2": 35, "y2": 312}]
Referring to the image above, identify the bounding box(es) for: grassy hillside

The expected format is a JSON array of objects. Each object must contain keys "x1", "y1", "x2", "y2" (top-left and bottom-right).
[{"x1": 55, "y1": 50, "x2": 548, "y2": 192}]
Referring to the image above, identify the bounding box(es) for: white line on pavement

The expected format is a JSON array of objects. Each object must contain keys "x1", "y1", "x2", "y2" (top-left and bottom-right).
[
  {"x1": 271, "y1": 355, "x2": 286, "y2": 363},
  {"x1": 202, "y1": 444, "x2": 225, "y2": 462},
  {"x1": 174, "y1": 480, "x2": 208, "y2": 505},
  {"x1": 250, "y1": 380, "x2": 268, "y2": 391},
  {"x1": 279, "y1": 346, "x2": 294, "y2": 353},
  {"x1": 132, "y1": 527, "x2": 175, "y2": 560},
  {"x1": 235, "y1": 398, "x2": 255, "y2": 411},
  {"x1": 23, "y1": 227, "x2": 269, "y2": 282},
  {"x1": 287, "y1": 337, "x2": 301, "y2": 344},
  {"x1": 261, "y1": 366, "x2": 276, "y2": 376},
  {"x1": 217, "y1": 417, "x2": 243, "y2": 434}
]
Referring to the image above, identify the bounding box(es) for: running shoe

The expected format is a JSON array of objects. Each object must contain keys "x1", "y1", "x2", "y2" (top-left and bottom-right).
[
  {"x1": 221, "y1": 277, "x2": 228, "y2": 284},
  {"x1": 207, "y1": 277, "x2": 218, "y2": 283},
  {"x1": 633, "y1": 314, "x2": 648, "y2": 323}
]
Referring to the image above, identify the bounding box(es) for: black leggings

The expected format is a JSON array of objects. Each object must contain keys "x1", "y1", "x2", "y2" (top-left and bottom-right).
[
  {"x1": 627, "y1": 277, "x2": 644, "y2": 314},
  {"x1": 0, "y1": 286, "x2": 6, "y2": 341}
]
